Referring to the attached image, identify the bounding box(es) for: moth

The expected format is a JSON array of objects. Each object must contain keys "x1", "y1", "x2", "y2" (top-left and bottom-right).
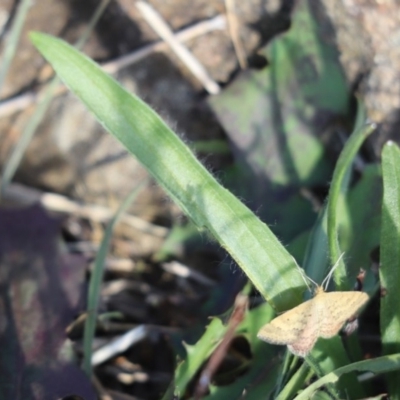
[
  {"x1": 257, "y1": 286, "x2": 368, "y2": 357},
  {"x1": 257, "y1": 256, "x2": 369, "y2": 357}
]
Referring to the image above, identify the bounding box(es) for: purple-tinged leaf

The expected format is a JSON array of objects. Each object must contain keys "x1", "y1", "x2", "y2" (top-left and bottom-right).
[{"x1": 0, "y1": 204, "x2": 96, "y2": 399}]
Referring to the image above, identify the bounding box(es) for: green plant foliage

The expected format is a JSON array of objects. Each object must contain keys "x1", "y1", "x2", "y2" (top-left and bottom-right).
[
  {"x1": 293, "y1": 353, "x2": 400, "y2": 399},
  {"x1": 286, "y1": 124, "x2": 375, "y2": 400},
  {"x1": 0, "y1": 0, "x2": 32, "y2": 92},
  {"x1": 153, "y1": 220, "x2": 202, "y2": 262},
  {"x1": 205, "y1": 304, "x2": 279, "y2": 399},
  {"x1": 1, "y1": 0, "x2": 110, "y2": 193},
  {"x1": 168, "y1": 317, "x2": 228, "y2": 399},
  {"x1": 209, "y1": 0, "x2": 349, "y2": 242},
  {"x1": 380, "y1": 141, "x2": 400, "y2": 397},
  {"x1": 301, "y1": 208, "x2": 329, "y2": 289},
  {"x1": 83, "y1": 180, "x2": 147, "y2": 376},
  {"x1": 343, "y1": 164, "x2": 382, "y2": 285},
  {"x1": 30, "y1": 31, "x2": 307, "y2": 313},
  {"x1": 164, "y1": 303, "x2": 279, "y2": 400},
  {"x1": 274, "y1": 362, "x2": 312, "y2": 400},
  {"x1": 327, "y1": 123, "x2": 375, "y2": 290},
  {"x1": 28, "y1": 5, "x2": 400, "y2": 397}
]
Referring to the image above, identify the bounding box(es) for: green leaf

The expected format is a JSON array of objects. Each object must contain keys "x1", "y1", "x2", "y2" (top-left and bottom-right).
[
  {"x1": 170, "y1": 318, "x2": 228, "y2": 398},
  {"x1": 30, "y1": 31, "x2": 307, "y2": 311},
  {"x1": 1, "y1": 0, "x2": 110, "y2": 192},
  {"x1": 306, "y1": 335, "x2": 364, "y2": 399},
  {"x1": 293, "y1": 354, "x2": 400, "y2": 400},
  {"x1": 380, "y1": 141, "x2": 400, "y2": 396},
  {"x1": 299, "y1": 122, "x2": 376, "y2": 398},
  {"x1": 209, "y1": 0, "x2": 349, "y2": 242},
  {"x1": 302, "y1": 208, "x2": 329, "y2": 290},
  {"x1": 327, "y1": 122, "x2": 375, "y2": 289},
  {"x1": 82, "y1": 180, "x2": 147, "y2": 376},
  {"x1": 153, "y1": 220, "x2": 202, "y2": 262},
  {"x1": 275, "y1": 362, "x2": 312, "y2": 400},
  {"x1": 0, "y1": 0, "x2": 33, "y2": 92},
  {"x1": 344, "y1": 164, "x2": 382, "y2": 285},
  {"x1": 203, "y1": 304, "x2": 279, "y2": 400}
]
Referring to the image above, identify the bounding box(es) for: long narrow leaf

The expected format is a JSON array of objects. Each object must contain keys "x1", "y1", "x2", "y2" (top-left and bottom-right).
[
  {"x1": 82, "y1": 180, "x2": 147, "y2": 376},
  {"x1": 0, "y1": 0, "x2": 33, "y2": 93},
  {"x1": 302, "y1": 207, "x2": 329, "y2": 290},
  {"x1": 30, "y1": 32, "x2": 307, "y2": 312},
  {"x1": 1, "y1": 0, "x2": 110, "y2": 193},
  {"x1": 380, "y1": 141, "x2": 400, "y2": 396},
  {"x1": 298, "y1": 123, "x2": 375, "y2": 399},
  {"x1": 275, "y1": 362, "x2": 311, "y2": 400},
  {"x1": 0, "y1": 77, "x2": 59, "y2": 193},
  {"x1": 327, "y1": 122, "x2": 375, "y2": 289},
  {"x1": 293, "y1": 353, "x2": 400, "y2": 400}
]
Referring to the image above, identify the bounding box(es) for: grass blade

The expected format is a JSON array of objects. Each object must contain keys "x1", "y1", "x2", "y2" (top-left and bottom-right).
[
  {"x1": 293, "y1": 354, "x2": 400, "y2": 400},
  {"x1": 380, "y1": 141, "x2": 400, "y2": 396},
  {"x1": 302, "y1": 207, "x2": 329, "y2": 289},
  {"x1": 275, "y1": 362, "x2": 311, "y2": 400},
  {"x1": 1, "y1": 0, "x2": 110, "y2": 193},
  {"x1": 327, "y1": 122, "x2": 375, "y2": 289},
  {"x1": 82, "y1": 180, "x2": 147, "y2": 376},
  {"x1": 0, "y1": 77, "x2": 59, "y2": 193},
  {"x1": 30, "y1": 32, "x2": 308, "y2": 312},
  {"x1": 0, "y1": 0, "x2": 33, "y2": 94}
]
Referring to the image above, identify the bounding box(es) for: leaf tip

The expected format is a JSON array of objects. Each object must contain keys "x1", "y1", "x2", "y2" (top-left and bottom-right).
[
  {"x1": 29, "y1": 31, "x2": 55, "y2": 50},
  {"x1": 29, "y1": 30, "x2": 42, "y2": 44}
]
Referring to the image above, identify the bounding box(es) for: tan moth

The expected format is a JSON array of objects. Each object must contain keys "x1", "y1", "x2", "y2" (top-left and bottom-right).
[{"x1": 257, "y1": 257, "x2": 369, "y2": 357}]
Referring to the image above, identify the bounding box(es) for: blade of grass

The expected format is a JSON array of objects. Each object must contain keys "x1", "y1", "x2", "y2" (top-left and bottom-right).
[
  {"x1": 30, "y1": 32, "x2": 307, "y2": 312},
  {"x1": 293, "y1": 353, "x2": 400, "y2": 400},
  {"x1": 327, "y1": 122, "x2": 376, "y2": 290},
  {"x1": 0, "y1": 77, "x2": 59, "y2": 194},
  {"x1": 275, "y1": 361, "x2": 312, "y2": 400},
  {"x1": 74, "y1": 0, "x2": 111, "y2": 49},
  {"x1": 302, "y1": 207, "x2": 329, "y2": 292},
  {"x1": 0, "y1": 0, "x2": 111, "y2": 193},
  {"x1": 297, "y1": 121, "x2": 375, "y2": 399},
  {"x1": 82, "y1": 179, "x2": 148, "y2": 376},
  {"x1": 0, "y1": 0, "x2": 33, "y2": 94},
  {"x1": 161, "y1": 317, "x2": 229, "y2": 400},
  {"x1": 380, "y1": 141, "x2": 400, "y2": 397}
]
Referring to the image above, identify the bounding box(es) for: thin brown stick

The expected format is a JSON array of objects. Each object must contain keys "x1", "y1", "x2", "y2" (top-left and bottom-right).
[
  {"x1": 103, "y1": 14, "x2": 225, "y2": 75},
  {"x1": 225, "y1": 0, "x2": 247, "y2": 69},
  {"x1": 194, "y1": 294, "x2": 249, "y2": 399},
  {"x1": 136, "y1": 1, "x2": 220, "y2": 95},
  {"x1": 3, "y1": 182, "x2": 168, "y2": 237},
  {"x1": 0, "y1": 15, "x2": 225, "y2": 118}
]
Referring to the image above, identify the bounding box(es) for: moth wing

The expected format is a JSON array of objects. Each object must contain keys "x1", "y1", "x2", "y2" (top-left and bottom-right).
[
  {"x1": 257, "y1": 300, "x2": 313, "y2": 345},
  {"x1": 318, "y1": 291, "x2": 368, "y2": 338},
  {"x1": 288, "y1": 331, "x2": 318, "y2": 358},
  {"x1": 286, "y1": 300, "x2": 320, "y2": 357}
]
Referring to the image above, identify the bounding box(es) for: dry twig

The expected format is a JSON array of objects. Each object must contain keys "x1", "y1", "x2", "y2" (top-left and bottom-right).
[
  {"x1": 194, "y1": 293, "x2": 249, "y2": 399},
  {"x1": 225, "y1": 0, "x2": 247, "y2": 69},
  {"x1": 136, "y1": 1, "x2": 220, "y2": 95},
  {"x1": 3, "y1": 183, "x2": 168, "y2": 237},
  {"x1": 0, "y1": 14, "x2": 225, "y2": 118}
]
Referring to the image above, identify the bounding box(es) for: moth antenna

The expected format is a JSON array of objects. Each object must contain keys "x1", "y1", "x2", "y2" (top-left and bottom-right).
[
  {"x1": 296, "y1": 264, "x2": 318, "y2": 293},
  {"x1": 322, "y1": 252, "x2": 346, "y2": 291}
]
